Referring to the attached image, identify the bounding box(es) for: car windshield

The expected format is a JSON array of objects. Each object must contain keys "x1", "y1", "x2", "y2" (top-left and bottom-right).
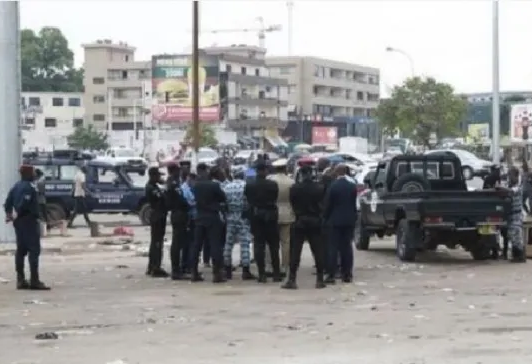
[
  {"x1": 198, "y1": 150, "x2": 218, "y2": 159},
  {"x1": 115, "y1": 149, "x2": 135, "y2": 158},
  {"x1": 452, "y1": 150, "x2": 478, "y2": 160}
]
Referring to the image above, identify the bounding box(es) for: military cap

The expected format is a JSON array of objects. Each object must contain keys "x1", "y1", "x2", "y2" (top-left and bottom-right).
[
  {"x1": 148, "y1": 167, "x2": 162, "y2": 177},
  {"x1": 19, "y1": 164, "x2": 34, "y2": 176}
]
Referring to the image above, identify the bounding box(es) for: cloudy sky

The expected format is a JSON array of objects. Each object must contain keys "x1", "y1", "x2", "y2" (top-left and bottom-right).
[{"x1": 20, "y1": 0, "x2": 532, "y2": 95}]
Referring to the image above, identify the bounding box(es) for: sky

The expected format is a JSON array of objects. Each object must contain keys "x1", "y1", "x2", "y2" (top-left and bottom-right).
[{"x1": 19, "y1": 0, "x2": 532, "y2": 96}]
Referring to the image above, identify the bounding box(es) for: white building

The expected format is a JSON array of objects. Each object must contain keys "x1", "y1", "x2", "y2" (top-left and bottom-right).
[{"x1": 21, "y1": 92, "x2": 84, "y2": 150}]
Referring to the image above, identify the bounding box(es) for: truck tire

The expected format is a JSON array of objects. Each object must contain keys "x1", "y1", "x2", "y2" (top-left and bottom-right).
[
  {"x1": 395, "y1": 218, "x2": 420, "y2": 262},
  {"x1": 46, "y1": 203, "x2": 66, "y2": 222},
  {"x1": 391, "y1": 173, "x2": 431, "y2": 193},
  {"x1": 138, "y1": 203, "x2": 151, "y2": 226},
  {"x1": 469, "y1": 236, "x2": 494, "y2": 261},
  {"x1": 355, "y1": 218, "x2": 371, "y2": 251}
]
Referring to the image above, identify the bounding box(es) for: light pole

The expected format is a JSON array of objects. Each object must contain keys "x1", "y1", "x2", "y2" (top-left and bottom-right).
[
  {"x1": 385, "y1": 46, "x2": 415, "y2": 77},
  {"x1": 491, "y1": 0, "x2": 501, "y2": 165}
]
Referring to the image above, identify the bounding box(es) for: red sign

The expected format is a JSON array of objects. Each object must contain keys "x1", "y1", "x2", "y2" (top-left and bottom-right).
[
  {"x1": 312, "y1": 126, "x2": 338, "y2": 145},
  {"x1": 151, "y1": 105, "x2": 219, "y2": 123}
]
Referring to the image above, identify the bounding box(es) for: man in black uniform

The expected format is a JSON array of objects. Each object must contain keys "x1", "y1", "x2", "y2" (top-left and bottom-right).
[
  {"x1": 145, "y1": 167, "x2": 169, "y2": 277},
  {"x1": 190, "y1": 163, "x2": 227, "y2": 283},
  {"x1": 483, "y1": 165, "x2": 501, "y2": 189},
  {"x1": 244, "y1": 162, "x2": 282, "y2": 283},
  {"x1": 166, "y1": 163, "x2": 190, "y2": 280},
  {"x1": 282, "y1": 165, "x2": 326, "y2": 290}
]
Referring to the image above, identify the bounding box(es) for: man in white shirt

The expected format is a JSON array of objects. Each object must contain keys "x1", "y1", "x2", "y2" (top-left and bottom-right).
[{"x1": 67, "y1": 166, "x2": 92, "y2": 228}]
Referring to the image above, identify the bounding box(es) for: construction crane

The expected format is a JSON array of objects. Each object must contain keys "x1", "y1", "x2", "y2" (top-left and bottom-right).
[{"x1": 200, "y1": 17, "x2": 282, "y2": 49}]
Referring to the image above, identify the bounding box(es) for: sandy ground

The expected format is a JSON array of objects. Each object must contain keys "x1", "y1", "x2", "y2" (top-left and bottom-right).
[{"x1": 1, "y1": 232, "x2": 532, "y2": 364}]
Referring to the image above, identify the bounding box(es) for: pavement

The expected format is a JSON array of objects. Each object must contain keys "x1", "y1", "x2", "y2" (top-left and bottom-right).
[{"x1": 1, "y1": 225, "x2": 532, "y2": 363}]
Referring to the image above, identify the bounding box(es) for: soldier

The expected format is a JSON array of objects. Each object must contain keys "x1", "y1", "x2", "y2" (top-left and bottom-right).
[
  {"x1": 245, "y1": 162, "x2": 282, "y2": 283},
  {"x1": 282, "y1": 165, "x2": 326, "y2": 290},
  {"x1": 267, "y1": 158, "x2": 294, "y2": 276},
  {"x1": 507, "y1": 167, "x2": 526, "y2": 263},
  {"x1": 190, "y1": 163, "x2": 227, "y2": 282},
  {"x1": 4, "y1": 165, "x2": 50, "y2": 290},
  {"x1": 145, "y1": 167, "x2": 169, "y2": 277},
  {"x1": 166, "y1": 163, "x2": 190, "y2": 280},
  {"x1": 222, "y1": 170, "x2": 256, "y2": 280}
]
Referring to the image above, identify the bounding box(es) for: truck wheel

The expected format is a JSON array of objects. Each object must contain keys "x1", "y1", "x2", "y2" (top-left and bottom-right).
[
  {"x1": 138, "y1": 203, "x2": 151, "y2": 226},
  {"x1": 46, "y1": 203, "x2": 66, "y2": 222},
  {"x1": 462, "y1": 166, "x2": 473, "y2": 180},
  {"x1": 391, "y1": 173, "x2": 431, "y2": 193},
  {"x1": 355, "y1": 219, "x2": 371, "y2": 251},
  {"x1": 396, "y1": 219, "x2": 420, "y2": 262},
  {"x1": 469, "y1": 236, "x2": 494, "y2": 260}
]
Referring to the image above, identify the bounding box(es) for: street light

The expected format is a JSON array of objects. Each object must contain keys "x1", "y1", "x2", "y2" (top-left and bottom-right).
[
  {"x1": 385, "y1": 46, "x2": 415, "y2": 76},
  {"x1": 491, "y1": 0, "x2": 500, "y2": 165}
]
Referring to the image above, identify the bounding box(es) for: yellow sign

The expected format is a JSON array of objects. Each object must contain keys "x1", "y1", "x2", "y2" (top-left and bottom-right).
[{"x1": 466, "y1": 123, "x2": 489, "y2": 144}]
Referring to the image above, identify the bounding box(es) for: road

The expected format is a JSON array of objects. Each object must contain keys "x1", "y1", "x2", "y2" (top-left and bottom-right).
[{"x1": 0, "y1": 227, "x2": 531, "y2": 364}]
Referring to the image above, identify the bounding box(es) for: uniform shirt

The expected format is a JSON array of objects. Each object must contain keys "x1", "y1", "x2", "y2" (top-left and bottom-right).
[
  {"x1": 267, "y1": 173, "x2": 295, "y2": 224},
  {"x1": 193, "y1": 177, "x2": 226, "y2": 224},
  {"x1": 4, "y1": 180, "x2": 39, "y2": 219},
  {"x1": 145, "y1": 181, "x2": 166, "y2": 221},
  {"x1": 73, "y1": 171, "x2": 86, "y2": 197},
  {"x1": 289, "y1": 179, "x2": 323, "y2": 219},
  {"x1": 244, "y1": 177, "x2": 279, "y2": 210},
  {"x1": 222, "y1": 179, "x2": 247, "y2": 220},
  {"x1": 181, "y1": 181, "x2": 197, "y2": 220}
]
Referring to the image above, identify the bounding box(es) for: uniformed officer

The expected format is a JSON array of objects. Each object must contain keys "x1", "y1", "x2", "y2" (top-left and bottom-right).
[
  {"x1": 4, "y1": 165, "x2": 50, "y2": 290},
  {"x1": 145, "y1": 167, "x2": 169, "y2": 277},
  {"x1": 507, "y1": 167, "x2": 526, "y2": 263},
  {"x1": 166, "y1": 163, "x2": 190, "y2": 280},
  {"x1": 190, "y1": 163, "x2": 227, "y2": 283},
  {"x1": 244, "y1": 161, "x2": 282, "y2": 283},
  {"x1": 282, "y1": 165, "x2": 326, "y2": 290}
]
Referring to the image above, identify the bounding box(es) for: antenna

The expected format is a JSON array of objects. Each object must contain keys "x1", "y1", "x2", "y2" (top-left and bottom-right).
[{"x1": 287, "y1": 1, "x2": 294, "y2": 55}]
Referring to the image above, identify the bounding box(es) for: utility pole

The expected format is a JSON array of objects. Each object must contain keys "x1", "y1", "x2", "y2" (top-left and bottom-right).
[
  {"x1": 491, "y1": 0, "x2": 501, "y2": 165},
  {"x1": 192, "y1": 0, "x2": 200, "y2": 166},
  {"x1": 0, "y1": 1, "x2": 21, "y2": 243}
]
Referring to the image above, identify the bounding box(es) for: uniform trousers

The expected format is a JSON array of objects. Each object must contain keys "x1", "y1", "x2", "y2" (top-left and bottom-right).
[
  {"x1": 192, "y1": 219, "x2": 223, "y2": 272},
  {"x1": 170, "y1": 213, "x2": 188, "y2": 274},
  {"x1": 148, "y1": 217, "x2": 166, "y2": 271},
  {"x1": 327, "y1": 226, "x2": 354, "y2": 278},
  {"x1": 223, "y1": 217, "x2": 252, "y2": 267},
  {"x1": 289, "y1": 224, "x2": 324, "y2": 277},
  {"x1": 265, "y1": 223, "x2": 291, "y2": 272},
  {"x1": 251, "y1": 220, "x2": 281, "y2": 276},
  {"x1": 508, "y1": 213, "x2": 524, "y2": 252},
  {"x1": 13, "y1": 216, "x2": 41, "y2": 280}
]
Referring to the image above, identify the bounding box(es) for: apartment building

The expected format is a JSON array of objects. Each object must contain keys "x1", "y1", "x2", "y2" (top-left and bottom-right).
[
  {"x1": 21, "y1": 92, "x2": 84, "y2": 149},
  {"x1": 82, "y1": 40, "x2": 152, "y2": 132}
]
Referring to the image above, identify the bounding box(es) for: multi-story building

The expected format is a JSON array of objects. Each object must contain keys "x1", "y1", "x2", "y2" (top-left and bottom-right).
[
  {"x1": 21, "y1": 92, "x2": 84, "y2": 149},
  {"x1": 266, "y1": 56, "x2": 380, "y2": 144},
  {"x1": 82, "y1": 40, "x2": 151, "y2": 132}
]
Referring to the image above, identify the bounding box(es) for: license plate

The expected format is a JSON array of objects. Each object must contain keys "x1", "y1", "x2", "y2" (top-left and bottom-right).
[{"x1": 478, "y1": 225, "x2": 496, "y2": 235}]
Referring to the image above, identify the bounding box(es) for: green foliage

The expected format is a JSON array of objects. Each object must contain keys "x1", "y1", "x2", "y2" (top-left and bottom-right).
[
  {"x1": 184, "y1": 123, "x2": 218, "y2": 147},
  {"x1": 67, "y1": 125, "x2": 109, "y2": 150},
  {"x1": 21, "y1": 27, "x2": 84, "y2": 92},
  {"x1": 377, "y1": 77, "x2": 467, "y2": 148}
]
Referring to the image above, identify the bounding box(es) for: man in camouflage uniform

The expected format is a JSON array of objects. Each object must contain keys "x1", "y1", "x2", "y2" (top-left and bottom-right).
[{"x1": 507, "y1": 167, "x2": 526, "y2": 263}]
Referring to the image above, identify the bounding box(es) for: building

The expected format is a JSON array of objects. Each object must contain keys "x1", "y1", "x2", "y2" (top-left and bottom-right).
[
  {"x1": 82, "y1": 39, "x2": 151, "y2": 132},
  {"x1": 21, "y1": 92, "x2": 84, "y2": 149},
  {"x1": 463, "y1": 91, "x2": 532, "y2": 104},
  {"x1": 265, "y1": 56, "x2": 380, "y2": 144}
]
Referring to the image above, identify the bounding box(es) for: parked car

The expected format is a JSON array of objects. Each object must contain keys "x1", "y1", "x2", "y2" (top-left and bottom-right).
[
  {"x1": 425, "y1": 149, "x2": 493, "y2": 180},
  {"x1": 95, "y1": 147, "x2": 148, "y2": 176}
]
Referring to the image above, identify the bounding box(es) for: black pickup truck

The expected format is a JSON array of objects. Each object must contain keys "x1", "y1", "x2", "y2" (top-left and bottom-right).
[{"x1": 357, "y1": 154, "x2": 511, "y2": 262}]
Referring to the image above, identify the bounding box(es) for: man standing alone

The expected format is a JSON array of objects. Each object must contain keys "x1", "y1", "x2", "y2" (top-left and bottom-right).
[{"x1": 68, "y1": 165, "x2": 91, "y2": 228}]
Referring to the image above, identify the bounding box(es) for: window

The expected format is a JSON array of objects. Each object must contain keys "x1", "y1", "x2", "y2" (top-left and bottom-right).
[
  {"x1": 356, "y1": 91, "x2": 364, "y2": 101},
  {"x1": 21, "y1": 97, "x2": 26, "y2": 107},
  {"x1": 255, "y1": 68, "x2": 260, "y2": 76},
  {"x1": 24, "y1": 117, "x2": 35, "y2": 125},
  {"x1": 121, "y1": 70, "x2": 128, "y2": 79},
  {"x1": 125, "y1": 55, "x2": 129, "y2": 62},
  {"x1": 68, "y1": 98, "x2": 81, "y2": 107},
  {"x1": 346, "y1": 90, "x2": 352, "y2": 99},
  {"x1": 34, "y1": 165, "x2": 59, "y2": 180},
  {"x1": 52, "y1": 97, "x2": 64, "y2": 106},
  {"x1": 28, "y1": 97, "x2": 40, "y2": 106},
  {"x1": 73, "y1": 118, "x2": 83, "y2": 128},
  {"x1": 93, "y1": 95, "x2": 105, "y2": 103},
  {"x1": 111, "y1": 122, "x2": 134, "y2": 130},
  {"x1": 226, "y1": 64, "x2": 232, "y2": 73},
  {"x1": 374, "y1": 164, "x2": 388, "y2": 186},
  {"x1": 279, "y1": 67, "x2": 292, "y2": 75},
  {"x1": 44, "y1": 118, "x2": 57, "y2": 128},
  {"x1": 59, "y1": 165, "x2": 79, "y2": 181},
  {"x1": 93, "y1": 77, "x2": 105, "y2": 84},
  {"x1": 241, "y1": 67, "x2": 247, "y2": 75},
  {"x1": 93, "y1": 114, "x2": 105, "y2": 121}
]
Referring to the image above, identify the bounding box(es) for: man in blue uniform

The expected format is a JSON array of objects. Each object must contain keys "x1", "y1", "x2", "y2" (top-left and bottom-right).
[{"x1": 4, "y1": 165, "x2": 50, "y2": 290}]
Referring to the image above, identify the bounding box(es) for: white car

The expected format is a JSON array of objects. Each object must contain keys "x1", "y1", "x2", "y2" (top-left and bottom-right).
[
  {"x1": 96, "y1": 147, "x2": 148, "y2": 175},
  {"x1": 331, "y1": 152, "x2": 378, "y2": 170},
  {"x1": 182, "y1": 147, "x2": 219, "y2": 166},
  {"x1": 425, "y1": 149, "x2": 493, "y2": 180}
]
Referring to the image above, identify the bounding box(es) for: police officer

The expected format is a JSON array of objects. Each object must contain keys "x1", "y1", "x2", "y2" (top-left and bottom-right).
[
  {"x1": 166, "y1": 163, "x2": 190, "y2": 280},
  {"x1": 282, "y1": 165, "x2": 326, "y2": 290},
  {"x1": 507, "y1": 167, "x2": 526, "y2": 263},
  {"x1": 244, "y1": 161, "x2": 282, "y2": 283},
  {"x1": 190, "y1": 163, "x2": 227, "y2": 283},
  {"x1": 4, "y1": 165, "x2": 50, "y2": 290},
  {"x1": 145, "y1": 167, "x2": 169, "y2": 277},
  {"x1": 483, "y1": 165, "x2": 501, "y2": 189}
]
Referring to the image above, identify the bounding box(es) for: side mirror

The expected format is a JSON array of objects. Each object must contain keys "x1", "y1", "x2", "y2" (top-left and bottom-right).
[{"x1": 375, "y1": 182, "x2": 384, "y2": 189}]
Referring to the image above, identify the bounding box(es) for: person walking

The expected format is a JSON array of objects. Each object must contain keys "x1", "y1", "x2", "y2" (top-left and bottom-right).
[{"x1": 67, "y1": 165, "x2": 92, "y2": 228}]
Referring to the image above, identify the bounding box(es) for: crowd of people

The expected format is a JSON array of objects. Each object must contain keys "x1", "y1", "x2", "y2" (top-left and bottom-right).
[{"x1": 145, "y1": 157, "x2": 358, "y2": 289}]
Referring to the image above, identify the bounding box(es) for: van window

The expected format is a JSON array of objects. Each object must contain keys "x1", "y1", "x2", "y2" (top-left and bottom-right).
[
  {"x1": 397, "y1": 161, "x2": 455, "y2": 180},
  {"x1": 35, "y1": 165, "x2": 59, "y2": 180},
  {"x1": 60, "y1": 165, "x2": 79, "y2": 180}
]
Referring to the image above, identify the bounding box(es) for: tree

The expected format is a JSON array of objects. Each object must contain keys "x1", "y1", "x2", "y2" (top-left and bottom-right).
[
  {"x1": 376, "y1": 77, "x2": 467, "y2": 148},
  {"x1": 67, "y1": 125, "x2": 109, "y2": 150},
  {"x1": 183, "y1": 123, "x2": 218, "y2": 147},
  {"x1": 21, "y1": 27, "x2": 84, "y2": 92}
]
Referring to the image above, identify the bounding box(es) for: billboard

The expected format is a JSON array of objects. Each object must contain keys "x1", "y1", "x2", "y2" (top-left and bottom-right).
[
  {"x1": 510, "y1": 104, "x2": 532, "y2": 140},
  {"x1": 312, "y1": 126, "x2": 338, "y2": 145},
  {"x1": 151, "y1": 54, "x2": 220, "y2": 123},
  {"x1": 466, "y1": 123, "x2": 489, "y2": 143}
]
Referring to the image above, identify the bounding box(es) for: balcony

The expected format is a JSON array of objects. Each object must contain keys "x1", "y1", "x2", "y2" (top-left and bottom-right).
[
  {"x1": 227, "y1": 96, "x2": 288, "y2": 107},
  {"x1": 227, "y1": 73, "x2": 287, "y2": 87},
  {"x1": 226, "y1": 116, "x2": 287, "y2": 130}
]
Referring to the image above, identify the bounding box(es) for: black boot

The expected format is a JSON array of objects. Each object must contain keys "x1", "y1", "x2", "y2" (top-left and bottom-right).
[
  {"x1": 281, "y1": 273, "x2": 298, "y2": 290},
  {"x1": 151, "y1": 268, "x2": 169, "y2": 278},
  {"x1": 510, "y1": 248, "x2": 527, "y2": 263},
  {"x1": 16, "y1": 273, "x2": 29, "y2": 290},
  {"x1": 241, "y1": 266, "x2": 256, "y2": 280},
  {"x1": 29, "y1": 271, "x2": 50, "y2": 291},
  {"x1": 190, "y1": 271, "x2": 204, "y2": 282},
  {"x1": 212, "y1": 267, "x2": 226, "y2": 283},
  {"x1": 224, "y1": 266, "x2": 233, "y2": 280},
  {"x1": 325, "y1": 275, "x2": 336, "y2": 284},
  {"x1": 315, "y1": 272, "x2": 326, "y2": 289},
  {"x1": 171, "y1": 271, "x2": 185, "y2": 280}
]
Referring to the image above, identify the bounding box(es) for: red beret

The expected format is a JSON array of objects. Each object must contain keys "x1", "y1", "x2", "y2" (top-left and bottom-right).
[{"x1": 19, "y1": 165, "x2": 34, "y2": 175}]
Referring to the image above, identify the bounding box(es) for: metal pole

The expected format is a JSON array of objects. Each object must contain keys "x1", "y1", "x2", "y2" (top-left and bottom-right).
[
  {"x1": 491, "y1": 0, "x2": 501, "y2": 165},
  {"x1": 107, "y1": 88, "x2": 113, "y2": 136},
  {"x1": 192, "y1": 1, "x2": 200, "y2": 167},
  {"x1": 287, "y1": 1, "x2": 294, "y2": 55},
  {"x1": 133, "y1": 99, "x2": 137, "y2": 145},
  {"x1": 0, "y1": 1, "x2": 21, "y2": 243}
]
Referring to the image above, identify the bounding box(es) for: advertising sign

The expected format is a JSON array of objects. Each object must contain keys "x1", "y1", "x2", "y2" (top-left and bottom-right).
[
  {"x1": 312, "y1": 126, "x2": 338, "y2": 145},
  {"x1": 510, "y1": 104, "x2": 532, "y2": 140},
  {"x1": 466, "y1": 123, "x2": 489, "y2": 144},
  {"x1": 151, "y1": 54, "x2": 220, "y2": 123}
]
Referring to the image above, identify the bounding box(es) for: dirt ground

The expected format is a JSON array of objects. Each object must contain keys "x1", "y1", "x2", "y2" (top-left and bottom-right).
[{"x1": 0, "y1": 238, "x2": 531, "y2": 364}]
